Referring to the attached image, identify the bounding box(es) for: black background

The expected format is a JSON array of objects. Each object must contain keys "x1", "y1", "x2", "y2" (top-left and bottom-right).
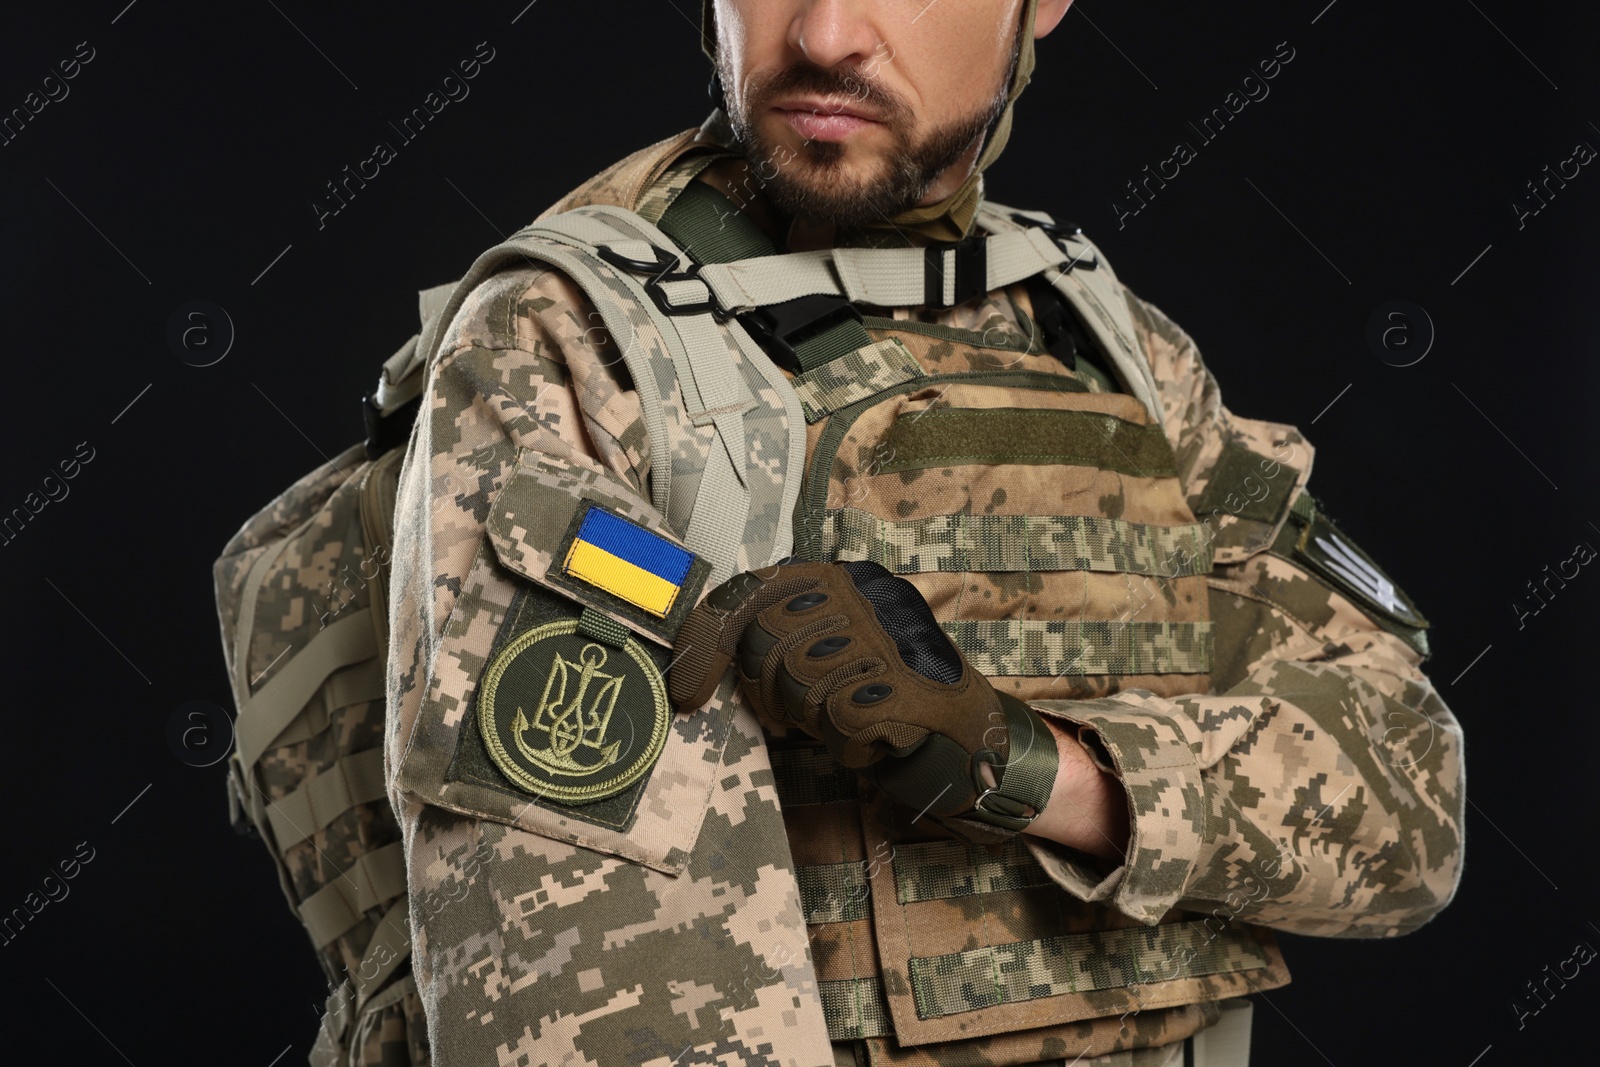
[{"x1": 3, "y1": 2, "x2": 1597, "y2": 1064}]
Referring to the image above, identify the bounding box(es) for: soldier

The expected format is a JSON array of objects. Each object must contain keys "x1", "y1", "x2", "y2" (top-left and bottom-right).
[{"x1": 381, "y1": 1, "x2": 1465, "y2": 1064}]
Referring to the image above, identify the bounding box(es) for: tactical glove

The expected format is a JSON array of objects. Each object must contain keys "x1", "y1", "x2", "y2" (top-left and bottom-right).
[{"x1": 670, "y1": 560, "x2": 1058, "y2": 844}]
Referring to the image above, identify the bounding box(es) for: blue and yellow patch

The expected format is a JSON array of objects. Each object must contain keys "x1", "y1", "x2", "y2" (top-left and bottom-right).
[
  {"x1": 547, "y1": 503, "x2": 709, "y2": 644},
  {"x1": 562, "y1": 506, "x2": 695, "y2": 618}
]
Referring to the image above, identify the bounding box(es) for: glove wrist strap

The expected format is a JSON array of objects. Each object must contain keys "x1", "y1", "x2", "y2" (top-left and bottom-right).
[{"x1": 944, "y1": 693, "x2": 1059, "y2": 844}]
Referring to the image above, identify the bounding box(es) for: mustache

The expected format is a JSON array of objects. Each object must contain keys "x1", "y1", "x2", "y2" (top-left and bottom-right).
[{"x1": 746, "y1": 61, "x2": 908, "y2": 122}]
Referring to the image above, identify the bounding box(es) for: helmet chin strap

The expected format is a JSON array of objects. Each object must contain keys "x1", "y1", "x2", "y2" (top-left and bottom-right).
[{"x1": 700, "y1": 0, "x2": 1040, "y2": 241}]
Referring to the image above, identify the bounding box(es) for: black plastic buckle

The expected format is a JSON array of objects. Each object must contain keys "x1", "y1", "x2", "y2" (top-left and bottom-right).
[
  {"x1": 923, "y1": 237, "x2": 988, "y2": 308},
  {"x1": 363, "y1": 392, "x2": 421, "y2": 460},
  {"x1": 736, "y1": 294, "x2": 864, "y2": 373},
  {"x1": 1010, "y1": 212, "x2": 1097, "y2": 271},
  {"x1": 595, "y1": 242, "x2": 729, "y2": 321}
]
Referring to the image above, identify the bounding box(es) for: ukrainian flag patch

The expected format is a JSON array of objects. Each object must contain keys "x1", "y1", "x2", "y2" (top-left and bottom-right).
[{"x1": 561, "y1": 505, "x2": 697, "y2": 619}]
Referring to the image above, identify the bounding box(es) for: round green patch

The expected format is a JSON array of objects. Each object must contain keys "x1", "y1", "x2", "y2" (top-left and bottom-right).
[{"x1": 478, "y1": 619, "x2": 669, "y2": 804}]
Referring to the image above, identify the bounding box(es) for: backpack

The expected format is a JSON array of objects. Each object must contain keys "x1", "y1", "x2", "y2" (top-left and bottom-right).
[{"x1": 213, "y1": 185, "x2": 1133, "y2": 1066}]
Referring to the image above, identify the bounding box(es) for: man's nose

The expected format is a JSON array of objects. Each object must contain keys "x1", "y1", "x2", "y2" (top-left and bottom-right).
[{"x1": 787, "y1": 0, "x2": 886, "y2": 71}]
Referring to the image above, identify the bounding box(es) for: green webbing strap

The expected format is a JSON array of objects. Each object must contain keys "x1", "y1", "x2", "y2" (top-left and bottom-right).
[
  {"x1": 656, "y1": 179, "x2": 773, "y2": 264},
  {"x1": 350, "y1": 895, "x2": 413, "y2": 1013},
  {"x1": 658, "y1": 182, "x2": 875, "y2": 373},
  {"x1": 767, "y1": 744, "x2": 859, "y2": 806},
  {"x1": 235, "y1": 609, "x2": 380, "y2": 773},
  {"x1": 944, "y1": 619, "x2": 1213, "y2": 677},
  {"x1": 794, "y1": 861, "x2": 870, "y2": 924},
  {"x1": 297, "y1": 840, "x2": 408, "y2": 949},
  {"x1": 947, "y1": 693, "x2": 1059, "y2": 841},
  {"x1": 907, "y1": 919, "x2": 1269, "y2": 1019},
  {"x1": 792, "y1": 317, "x2": 872, "y2": 373},
  {"x1": 267, "y1": 746, "x2": 389, "y2": 856},
  {"x1": 818, "y1": 977, "x2": 893, "y2": 1040},
  {"x1": 880, "y1": 408, "x2": 1178, "y2": 478},
  {"x1": 821, "y1": 508, "x2": 1214, "y2": 577},
  {"x1": 890, "y1": 838, "x2": 1055, "y2": 905}
]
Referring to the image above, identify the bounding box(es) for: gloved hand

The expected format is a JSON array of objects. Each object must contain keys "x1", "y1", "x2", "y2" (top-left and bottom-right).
[{"x1": 670, "y1": 559, "x2": 1058, "y2": 844}]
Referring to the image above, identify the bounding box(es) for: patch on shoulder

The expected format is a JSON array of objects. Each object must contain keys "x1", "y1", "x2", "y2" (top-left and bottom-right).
[
  {"x1": 1272, "y1": 491, "x2": 1431, "y2": 657},
  {"x1": 547, "y1": 501, "x2": 711, "y2": 643},
  {"x1": 451, "y1": 585, "x2": 672, "y2": 827}
]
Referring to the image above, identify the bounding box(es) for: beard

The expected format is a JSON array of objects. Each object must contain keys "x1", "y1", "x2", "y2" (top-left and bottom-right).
[{"x1": 720, "y1": 39, "x2": 1018, "y2": 229}]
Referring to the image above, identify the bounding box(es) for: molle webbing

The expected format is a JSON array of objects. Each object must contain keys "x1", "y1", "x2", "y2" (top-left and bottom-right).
[
  {"x1": 770, "y1": 742, "x2": 1266, "y2": 1042},
  {"x1": 943, "y1": 619, "x2": 1213, "y2": 677},
  {"x1": 821, "y1": 509, "x2": 1213, "y2": 578},
  {"x1": 879, "y1": 408, "x2": 1179, "y2": 477},
  {"x1": 908, "y1": 920, "x2": 1269, "y2": 1021}
]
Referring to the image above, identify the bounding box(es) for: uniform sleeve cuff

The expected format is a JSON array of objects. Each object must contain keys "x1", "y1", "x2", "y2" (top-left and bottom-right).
[{"x1": 1024, "y1": 697, "x2": 1208, "y2": 925}]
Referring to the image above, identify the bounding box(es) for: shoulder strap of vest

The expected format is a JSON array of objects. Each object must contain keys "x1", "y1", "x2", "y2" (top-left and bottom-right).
[
  {"x1": 643, "y1": 205, "x2": 1161, "y2": 421},
  {"x1": 975, "y1": 202, "x2": 1162, "y2": 419}
]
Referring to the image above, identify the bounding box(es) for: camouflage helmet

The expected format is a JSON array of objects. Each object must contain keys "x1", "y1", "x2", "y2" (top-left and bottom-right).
[{"x1": 698, "y1": 0, "x2": 1042, "y2": 240}]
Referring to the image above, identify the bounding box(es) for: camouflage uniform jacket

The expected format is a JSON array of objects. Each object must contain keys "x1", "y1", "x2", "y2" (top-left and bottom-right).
[{"x1": 383, "y1": 121, "x2": 1465, "y2": 1067}]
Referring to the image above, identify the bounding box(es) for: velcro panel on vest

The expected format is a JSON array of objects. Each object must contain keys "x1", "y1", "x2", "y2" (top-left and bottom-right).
[
  {"x1": 879, "y1": 408, "x2": 1178, "y2": 477},
  {"x1": 1185, "y1": 421, "x2": 1314, "y2": 565},
  {"x1": 484, "y1": 451, "x2": 711, "y2": 648}
]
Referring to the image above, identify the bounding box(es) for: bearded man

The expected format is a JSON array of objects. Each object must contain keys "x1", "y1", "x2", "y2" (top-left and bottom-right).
[{"x1": 368, "y1": 3, "x2": 1465, "y2": 1064}]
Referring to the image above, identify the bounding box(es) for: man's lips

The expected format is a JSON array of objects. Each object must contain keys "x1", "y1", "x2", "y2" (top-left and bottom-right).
[{"x1": 772, "y1": 96, "x2": 883, "y2": 142}]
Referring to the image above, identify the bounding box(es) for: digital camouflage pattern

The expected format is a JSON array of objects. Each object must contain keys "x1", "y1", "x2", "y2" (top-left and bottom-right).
[{"x1": 381, "y1": 118, "x2": 1464, "y2": 1067}]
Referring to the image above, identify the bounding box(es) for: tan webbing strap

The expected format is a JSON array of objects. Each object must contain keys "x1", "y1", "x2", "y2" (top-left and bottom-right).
[
  {"x1": 371, "y1": 335, "x2": 420, "y2": 417},
  {"x1": 534, "y1": 207, "x2": 758, "y2": 582},
  {"x1": 297, "y1": 840, "x2": 408, "y2": 949},
  {"x1": 323, "y1": 658, "x2": 386, "y2": 714},
  {"x1": 235, "y1": 610, "x2": 379, "y2": 772},
  {"x1": 979, "y1": 203, "x2": 1162, "y2": 420},
  {"x1": 688, "y1": 230, "x2": 1071, "y2": 314},
  {"x1": 267, "y1": 747, "x2": 389, "y2": 856},
  {"x1": 350, "y1": 895, "x2": 414, "y2": 1013},
  {"x1": 357, "y1": 971, "x2": 415, "y2": 1018},
  {"x1": 694, "y1": 249, "x2": 839, "y2": 311}
]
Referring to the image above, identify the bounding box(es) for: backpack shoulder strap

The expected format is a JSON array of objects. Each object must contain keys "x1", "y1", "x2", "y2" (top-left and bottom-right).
[
  {"x1": 976, "y1": 202, "x2": 1162, "y2": 420},
  {"x1": 410, "y1": 206, "x2": 805, "y2": 584}
]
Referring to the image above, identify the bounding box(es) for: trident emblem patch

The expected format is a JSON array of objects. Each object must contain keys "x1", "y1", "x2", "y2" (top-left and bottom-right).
[
  {"x1": 514, "y1": 642, "x2": 624, "y2": 776},
  {"x1": 477, "y1": 617, "x2": 670, "y2": 804}
]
